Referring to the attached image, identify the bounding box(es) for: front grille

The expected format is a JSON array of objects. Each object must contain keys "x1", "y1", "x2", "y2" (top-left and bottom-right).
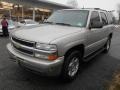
[
  {"x1": 12, "y1": 37, "x2": 34, "y2": 47},
  {"x1": 12, "y1": 37, "x2": 35, "y2": 55},
  {"x1": 13, "y1": 43, "x2": 33, "y2": 55}
]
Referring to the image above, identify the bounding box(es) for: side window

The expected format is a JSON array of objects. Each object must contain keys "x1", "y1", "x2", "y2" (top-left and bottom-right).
[
  {"x1": 90, "y1": 11, "x2": 101, "y2": 26},
  {"x1": 100, "y1": 12, "x2": 108, "y2": 25}
]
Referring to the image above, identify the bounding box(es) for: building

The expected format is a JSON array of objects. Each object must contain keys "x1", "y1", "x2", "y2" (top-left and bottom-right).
[{"x1": 0, "y1": 0, "x2": 74, "y2": 21}]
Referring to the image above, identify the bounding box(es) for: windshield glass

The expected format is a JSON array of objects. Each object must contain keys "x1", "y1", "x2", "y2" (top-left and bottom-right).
[
  {"x1": 46, "y1": 10, "x2": 89, "y2": 27},
  {"x1": 8, "y1": 20, "x2": 14, "y2": 26}
]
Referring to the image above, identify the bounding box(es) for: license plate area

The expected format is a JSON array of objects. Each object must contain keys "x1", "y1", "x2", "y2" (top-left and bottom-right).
[{"x1": 10, "y1": 53, "x2": 25, "y2": 63}]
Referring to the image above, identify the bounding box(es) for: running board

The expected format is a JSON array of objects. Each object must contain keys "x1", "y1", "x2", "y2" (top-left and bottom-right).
[{"x1": 83, "y1": 48, "x2": 105, "y2": 62}]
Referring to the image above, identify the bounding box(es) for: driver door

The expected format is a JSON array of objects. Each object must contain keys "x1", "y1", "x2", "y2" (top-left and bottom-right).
[{"x1": 85, "y1": 11, "x2": 105, "y2": 57}]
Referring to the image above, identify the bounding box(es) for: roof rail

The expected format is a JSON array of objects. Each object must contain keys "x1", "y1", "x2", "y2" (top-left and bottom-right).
[
  {"x1": 94, "y1": 8, "x2": 107, "y2": 11},
  {"x1": 94, "y1": 8, "x2": 100, "y2": 10},
  {"x1": 82, "y1": 8, "x2": 107, "y2": 11}
]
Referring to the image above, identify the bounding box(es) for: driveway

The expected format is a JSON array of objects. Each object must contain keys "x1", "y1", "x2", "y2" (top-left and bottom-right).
[{"x1": 0, "y1": 28, "x2": 120, "y2": 90}]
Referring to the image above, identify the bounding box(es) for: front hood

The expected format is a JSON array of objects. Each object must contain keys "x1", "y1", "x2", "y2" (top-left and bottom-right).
[{"x1": 13, "y1": 25, "x2": 83, "y2": 43}]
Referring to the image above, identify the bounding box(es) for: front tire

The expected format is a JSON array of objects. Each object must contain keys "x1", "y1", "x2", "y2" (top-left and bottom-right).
[{"x1": 61, "y1": 51, "x2": 83, "y2": 81}]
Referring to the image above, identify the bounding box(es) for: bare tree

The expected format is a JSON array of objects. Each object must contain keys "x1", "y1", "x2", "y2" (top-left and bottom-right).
[
  {"x1": 67, "y1": 0, "x2": 78, "y2": 8},
  {"x1": 117, "y1": 4, "x2": 120, "y2": 23}
]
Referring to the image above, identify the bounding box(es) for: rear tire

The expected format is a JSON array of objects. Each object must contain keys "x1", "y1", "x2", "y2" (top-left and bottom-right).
[
  {"x1": 103, "y1": 38, "x2": 111, "y2": 53},
  {"x1": 61, "y1": 50, "x2": 83, "y2": 81}
]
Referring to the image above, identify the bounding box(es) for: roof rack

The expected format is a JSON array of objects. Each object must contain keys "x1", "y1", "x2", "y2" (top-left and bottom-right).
[
  {"x1": 94, "y1": 8, "x2": 107, "y2": 11},
  {"x1": 82, "y1": 8, "x2": 107, "y2": 11}
]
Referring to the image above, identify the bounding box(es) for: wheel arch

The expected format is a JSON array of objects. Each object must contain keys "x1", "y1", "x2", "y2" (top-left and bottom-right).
[
  {"x1": 109, "y1": 33, "x2": 113, "y2": 39},
  {"x1": 64, "y1": 44, "x2": 85, "y2": 59}
]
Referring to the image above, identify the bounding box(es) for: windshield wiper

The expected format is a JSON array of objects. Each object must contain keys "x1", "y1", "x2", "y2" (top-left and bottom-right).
[
  {"x1": 55, "y1": 23, "x2": 72, "y2": 26},
  {"x1": 44, "y1": 22, "x2": 72, "y2": 26},
  {"x1": 44, "y1": 21, "x2": 54, "y2": 24}
]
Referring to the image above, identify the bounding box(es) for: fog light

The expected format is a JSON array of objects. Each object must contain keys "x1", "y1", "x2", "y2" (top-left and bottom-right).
[
  {"x1": 35, "y1": 53, "x2": 48, "y2": 59},
  {"x1": 35, "y1": 53, "x2": 58, "y2": 61}
]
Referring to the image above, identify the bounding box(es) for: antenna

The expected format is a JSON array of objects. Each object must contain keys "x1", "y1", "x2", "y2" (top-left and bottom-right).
[{"x1": 82, "y1": 0, "x2": 85, "y2": 9}]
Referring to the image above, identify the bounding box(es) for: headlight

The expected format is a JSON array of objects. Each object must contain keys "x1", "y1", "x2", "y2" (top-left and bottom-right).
[
  {"x1": 35, "y1": 43, "x2": 58, "y2": 61},
  {"x1": 36, "y1": 43, "x2": 57, "y2": 51}
]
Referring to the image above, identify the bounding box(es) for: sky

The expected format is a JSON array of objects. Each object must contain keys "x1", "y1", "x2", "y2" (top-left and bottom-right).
[
  {"x1": 48, "y1": 0, "x2": 120, "y2": 11},
  {"x1": 48, "y1": 0, "x2": 120, "y2": 17}
]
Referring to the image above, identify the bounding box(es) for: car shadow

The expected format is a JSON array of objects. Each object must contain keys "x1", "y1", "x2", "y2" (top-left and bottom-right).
[
  {"x1": 0, "y1": 35, "x2": 3, "y2": 37},
  {"x1": 5, "y1": 51, "x2": 120, "y2": 90},
  {"x1": 15, "y1": 66, "x2": 66, "y2": 85},
  {"x1": 0, "y1": 35, "x2": 9, "y2": 38},
  {"x1": 14, "y1": 53, "x2": 112, "y2": 82}
]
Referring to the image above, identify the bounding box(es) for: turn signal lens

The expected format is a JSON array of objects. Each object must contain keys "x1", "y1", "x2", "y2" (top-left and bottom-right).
[{"x1": 48, "y1": 55, "x2": 58, "y2": 61}]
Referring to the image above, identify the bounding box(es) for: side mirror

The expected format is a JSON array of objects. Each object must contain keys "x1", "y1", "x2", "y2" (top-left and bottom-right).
[{"x1": 90, "y1": 21, "x2": 103, "y2": 29}]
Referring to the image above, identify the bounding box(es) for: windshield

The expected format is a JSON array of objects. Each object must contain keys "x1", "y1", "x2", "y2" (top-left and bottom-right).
[
  {"x1": 8, "y1": 20, "x2": 14, "y2": 26},
  {"x1": 46, "y1": 10, "x2": 89, "y2": 27}
]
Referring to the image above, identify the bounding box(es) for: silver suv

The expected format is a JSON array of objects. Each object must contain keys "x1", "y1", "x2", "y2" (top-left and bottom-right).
[{"x1": 7, "y1": 8, "x2": 114, "y2": 81}]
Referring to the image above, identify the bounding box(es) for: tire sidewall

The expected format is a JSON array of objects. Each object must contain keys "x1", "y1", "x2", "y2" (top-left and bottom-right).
[
  {"x1": 61, "y1": 51, "x2": 82, "y2": 81},
  {"x1": 104, "y1": 38, "x2": 111, "y2": 53}
]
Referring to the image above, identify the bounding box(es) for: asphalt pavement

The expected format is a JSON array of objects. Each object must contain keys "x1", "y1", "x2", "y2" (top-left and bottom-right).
[{"x1": 0, "y1": 29, "x2": 120, "y2": 90}]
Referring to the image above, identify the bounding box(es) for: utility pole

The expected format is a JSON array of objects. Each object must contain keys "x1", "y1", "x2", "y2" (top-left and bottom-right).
[
  {"x1": 22, "y1": 6, "x2": 24, "y2": 20},
  {"x1": 33, "y1": 8, "x2": 35, "y2": 21},
  {"x1": 117, "y1": 4, "x2": 120, "y2": 24}
]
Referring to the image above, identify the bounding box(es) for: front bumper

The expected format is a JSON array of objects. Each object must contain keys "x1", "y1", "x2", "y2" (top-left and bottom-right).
[{"x1": 7, "y1": 43, "x2": 64, "y2": 76}]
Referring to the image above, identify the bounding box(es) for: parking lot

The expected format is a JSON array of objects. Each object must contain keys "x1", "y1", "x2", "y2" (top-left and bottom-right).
[{"x1": 0, "y1": 28, "x2": 120, "y2": 90}]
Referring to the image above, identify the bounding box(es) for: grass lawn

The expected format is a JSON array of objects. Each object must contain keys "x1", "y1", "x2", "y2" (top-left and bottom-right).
[{"x1": 108, "y1": 72, "x2": 120, "y2": 90}]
